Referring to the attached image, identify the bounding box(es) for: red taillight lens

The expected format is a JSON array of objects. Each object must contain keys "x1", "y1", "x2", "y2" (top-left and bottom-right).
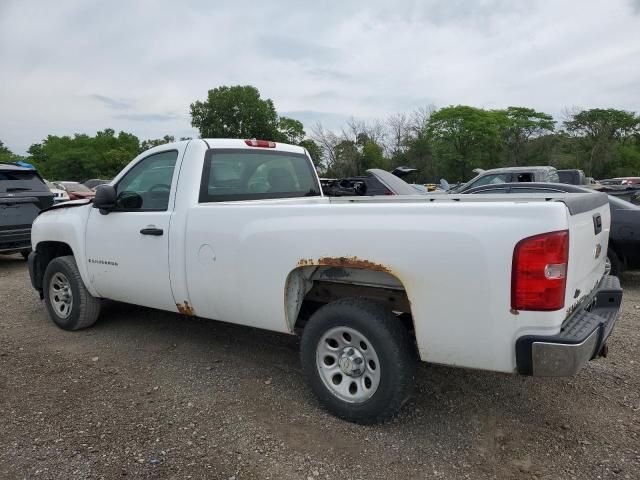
[
  {"x1": 383, "y1": 189, "x2": 394, "y2": 195},
  {"x1": 245, "y1": 139, "x2": 276, "y2": 148},
  {"x1": 511, "y1": 230, "x2": 569, "y2": 311}
]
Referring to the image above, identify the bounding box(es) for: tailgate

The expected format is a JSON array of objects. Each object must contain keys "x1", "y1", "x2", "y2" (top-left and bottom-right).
[
  {"x1": 561, "y1": 193, "x2": 611, "y2": 313},
  {"x1": 0, "y1": 196, "x2": 41, "y2": 229}
]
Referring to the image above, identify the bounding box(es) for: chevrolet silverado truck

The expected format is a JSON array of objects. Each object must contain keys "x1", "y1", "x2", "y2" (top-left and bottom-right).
[{"x1": 28, "y1": 139, "x2": 622, "y2": 423}]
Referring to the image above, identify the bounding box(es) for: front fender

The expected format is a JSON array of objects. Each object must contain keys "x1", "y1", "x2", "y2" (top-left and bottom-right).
[{"x1": 31, "y1": 204, "x2": 99, "y2": 297}]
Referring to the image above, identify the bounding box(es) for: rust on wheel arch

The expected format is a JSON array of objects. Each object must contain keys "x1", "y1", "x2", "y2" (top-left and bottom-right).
[
  {"x1": 296, "y1": 256, "x2": 391, "y2": 273},
  {"x1": 176, "y1": 301, "x2": 195, "y2": 316}
]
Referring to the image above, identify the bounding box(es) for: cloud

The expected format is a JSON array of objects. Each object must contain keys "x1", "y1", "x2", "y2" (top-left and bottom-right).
[
  {"x1": 113, "y1": 113, "x2": 181, "y2": 122},
  {"x1": 89, "y1": 94, "x2": 134, "y2": 110},
  {"x1": 281, "y1": 111, "x2": 353, "y2": 131},
  {"x1": 0, "y1": 0, "x2": 639, "y2": 155},
  {"x1": 256, "y1": 34, "x2": 340, "y2": 63}
]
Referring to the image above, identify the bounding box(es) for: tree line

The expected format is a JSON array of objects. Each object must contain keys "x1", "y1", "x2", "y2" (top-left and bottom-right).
[{"x1": 2, "y1": 85, "x2": 639, "y2": 182}]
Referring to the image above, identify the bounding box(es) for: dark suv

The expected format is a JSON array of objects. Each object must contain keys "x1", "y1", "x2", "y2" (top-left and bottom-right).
[{"x1": 0, "y1": 163, "x2": 54, "y2": 259}]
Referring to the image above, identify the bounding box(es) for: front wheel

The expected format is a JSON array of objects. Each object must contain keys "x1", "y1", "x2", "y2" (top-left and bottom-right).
[
  {"x1": 300, "y1": 298, "x2": 416, "y2": 424},
  {"x1": 43, "y1": 256, "x2": 101, "y2": 331}
]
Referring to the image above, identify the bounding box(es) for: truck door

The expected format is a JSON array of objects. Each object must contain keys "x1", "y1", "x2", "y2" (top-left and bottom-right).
[{"x1": 85, "y1": 149, "x2": 180, "y2": 310}]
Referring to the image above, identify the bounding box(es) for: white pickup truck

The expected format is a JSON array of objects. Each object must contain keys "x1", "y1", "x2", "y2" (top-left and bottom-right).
[{"x1": 28, "y1": 139, "x2": 622, "y2": 423}]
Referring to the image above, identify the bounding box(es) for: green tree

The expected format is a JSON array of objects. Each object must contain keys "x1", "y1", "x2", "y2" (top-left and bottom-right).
[
  {"x1": 330, "y1": 140, "x2": 360, "y2": 177},
  {"x1": 27, "y1": 129, "x2": 140, "y2": 180},
  {"x1": 402, "y1": 133, "x2": 435, "y2": 183},
  {"x1": 299, "y1": 139, "x2": 323, "y2": 169},
  {"x1": 0, "y1": 140, "x2": 16, "y2": 163},
  {"x1": 564, "y1": 108, "x2": 639, "y2": 177},
  {"x1": 427, "y1": 106, "x2": 504, "y2": 181},
  {"x1": 190, "y1": 85, "x2": 280, "y2": 140},
  {"x1": 360, "y1": 139, "x2": 388, "y2": 171},
  {"x1": 276, "y1": 117, "x2": 305, "y2": 144},
  {"x1": 140, "y1": 135, "x2": 175, "y2": 153},
  {"x1": 500, "y1": 107, "x2": 555, "y2": 165}
]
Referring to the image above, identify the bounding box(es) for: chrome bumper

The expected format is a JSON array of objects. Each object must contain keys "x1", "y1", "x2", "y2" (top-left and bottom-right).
[{"x1": 516, "y1": 275, "x2": 622, "y2": 377}]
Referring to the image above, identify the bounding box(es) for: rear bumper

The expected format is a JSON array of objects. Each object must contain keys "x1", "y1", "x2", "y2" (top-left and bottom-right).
[
  {"x1": 516, "y1": 275, "x2": 622, "y2": 376},
  {"x1": 0, "y1": 227, "x2": 31, "y2": 253}
]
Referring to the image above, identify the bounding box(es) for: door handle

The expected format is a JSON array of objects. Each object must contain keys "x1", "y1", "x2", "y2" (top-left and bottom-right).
[{"x1": 140, "y1": 227, "x2": 163, "y2": 236}]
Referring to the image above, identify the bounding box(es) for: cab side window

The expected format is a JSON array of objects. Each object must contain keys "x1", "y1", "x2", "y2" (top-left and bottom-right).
[
  {"x1": 516, "y1": 173, "x2": 533, "y2": 182},
  {"x1": 115, "y1": 151, "x2": 178, "y2": 211}
]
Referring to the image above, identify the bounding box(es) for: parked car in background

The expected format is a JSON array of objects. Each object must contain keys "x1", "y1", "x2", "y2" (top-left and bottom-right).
[
  {"x1": 322, "y1": 169, "x2": 422, "y2": 196},
  {"x1": 618, "y1": 177, "x2": 640, "y2": 186},
  {"x1": 83, "y1": 179, "x2": 111, "y2": 190},
  {"x1": 1, "y1": 162, "x2": 54, "y2": 259},
  {"x1": 45, "y1": 180, "x2": 70, "y2": 203},
  {"x1": 599, "y1": 178, "x2": 622, "y2": 186},
  {"x1": 464, "y1": 182, "x2": 640, "y2": 276},
  {"x1": 558, "y1": 169, "x2": 586, "y2": 185},
  {"x1": 600, "y1": 177, "x2": 640, "y2": 186},
  {"x1": 450, "y1": 166, "x2": 560, "y2": 193},
  {"x1": 593, "y1": 184, "x2": 640, "y2": 205},
  {"x1": 54, "y1": 181, "x2": 96, "y2": 200}
]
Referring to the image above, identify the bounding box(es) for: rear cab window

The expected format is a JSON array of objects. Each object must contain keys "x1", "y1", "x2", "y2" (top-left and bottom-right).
[{"x1": 199, "y1": 149, "x2": 321, "y2": 202}]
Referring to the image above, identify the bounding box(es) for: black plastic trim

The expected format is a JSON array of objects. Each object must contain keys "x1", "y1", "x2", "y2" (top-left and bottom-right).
[
  {"x1": 38, "y1": 199, "x2": 92, "y2": 215},
  {"x1": 555, "y1": 191, "x2": 608, "y2": 215},
  {"x1": 515, "y1": 275, "x2": 622, "y2": 375},
  {"x1": 28, "y1": 250, "x2": 42, "y2": 291}
]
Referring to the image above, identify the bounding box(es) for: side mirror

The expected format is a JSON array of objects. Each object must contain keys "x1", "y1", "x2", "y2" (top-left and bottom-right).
[{"x1": 93, "y1": 184, "x2": 116, "y2": 214}]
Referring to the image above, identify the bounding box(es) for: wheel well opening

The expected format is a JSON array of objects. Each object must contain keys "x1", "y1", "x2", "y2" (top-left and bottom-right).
[
  {"x1": 285, "y1": 265, "x2": 414, "y2": 335},
  {"x1": 32, "y1": 241, "x2": 74, "y2": 293}
]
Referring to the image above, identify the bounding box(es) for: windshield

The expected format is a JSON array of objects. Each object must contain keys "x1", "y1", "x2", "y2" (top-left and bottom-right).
[{"x1": 0, "y1": 170, "x2": 47, "y2": 193}]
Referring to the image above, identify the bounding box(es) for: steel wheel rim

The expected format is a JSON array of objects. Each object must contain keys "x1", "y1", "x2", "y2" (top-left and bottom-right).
[
  {"x1": 316, "y1": 326, "x2": 381, "y2": 403},
  {"x1": 49, "y1": 272, "x2": 73, "y2": 319},
  {"x1": 604, "y1": 256, "x2": 612, "y2": 275}
]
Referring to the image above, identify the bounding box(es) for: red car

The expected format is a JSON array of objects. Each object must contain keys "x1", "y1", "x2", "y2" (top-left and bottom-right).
[
  {"x1": 619, "y1": 177, "x2": 640, "y2": 185},
  {"x1": 55, "y1": 181, "x2": 96, "y2": 200}
]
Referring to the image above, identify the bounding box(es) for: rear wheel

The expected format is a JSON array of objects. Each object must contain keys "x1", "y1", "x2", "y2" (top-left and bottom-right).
[
  {"x1": 300, "y1": 298, "x2": 416, "y2": 424},
  {"x1": 43, "y1": 256, "x2": 101, "y2": 331}
]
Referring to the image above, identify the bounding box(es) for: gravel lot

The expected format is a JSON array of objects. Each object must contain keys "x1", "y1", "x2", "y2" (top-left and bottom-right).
[{"x1": 1, "y1": 254, "x2": 639, "y2": 479}]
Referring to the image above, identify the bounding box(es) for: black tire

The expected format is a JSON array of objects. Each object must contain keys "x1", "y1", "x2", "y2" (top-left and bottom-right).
[
  {"x1": 43, "y1": 255, "x2": 101, "y2": 331},
  {"x1": 300, "y1": 298, "x2": 416, "y2": 424},
  {"x1": 607, "y1": 248, "x2": 623, "y2": 276}
]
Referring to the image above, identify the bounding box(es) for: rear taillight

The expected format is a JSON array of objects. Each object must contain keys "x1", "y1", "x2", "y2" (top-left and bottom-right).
[
  {"x1": 511, "y1": 230, "x2": 569, "y2": 311},
  {"x1": 383, "y1": 189, "x2": 394, "y2": 195},
  {"x1": 245, "y1": 139, "x2": 276, "y2": 148}
]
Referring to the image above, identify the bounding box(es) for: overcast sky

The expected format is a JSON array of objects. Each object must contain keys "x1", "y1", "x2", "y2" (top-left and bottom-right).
[{"x1": 1, "y1": 0, "x2": 639, "y2": 155}]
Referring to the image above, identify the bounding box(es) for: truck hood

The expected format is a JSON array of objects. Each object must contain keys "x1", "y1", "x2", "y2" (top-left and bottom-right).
[{"x1": 38, "y1": 198, "x2": 92, "y2": 215}]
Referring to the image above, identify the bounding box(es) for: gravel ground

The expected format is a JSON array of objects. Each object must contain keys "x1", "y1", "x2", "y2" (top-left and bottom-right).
[{"x1": 1, "y1": 253, "x2": 639, "y2": 479}]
